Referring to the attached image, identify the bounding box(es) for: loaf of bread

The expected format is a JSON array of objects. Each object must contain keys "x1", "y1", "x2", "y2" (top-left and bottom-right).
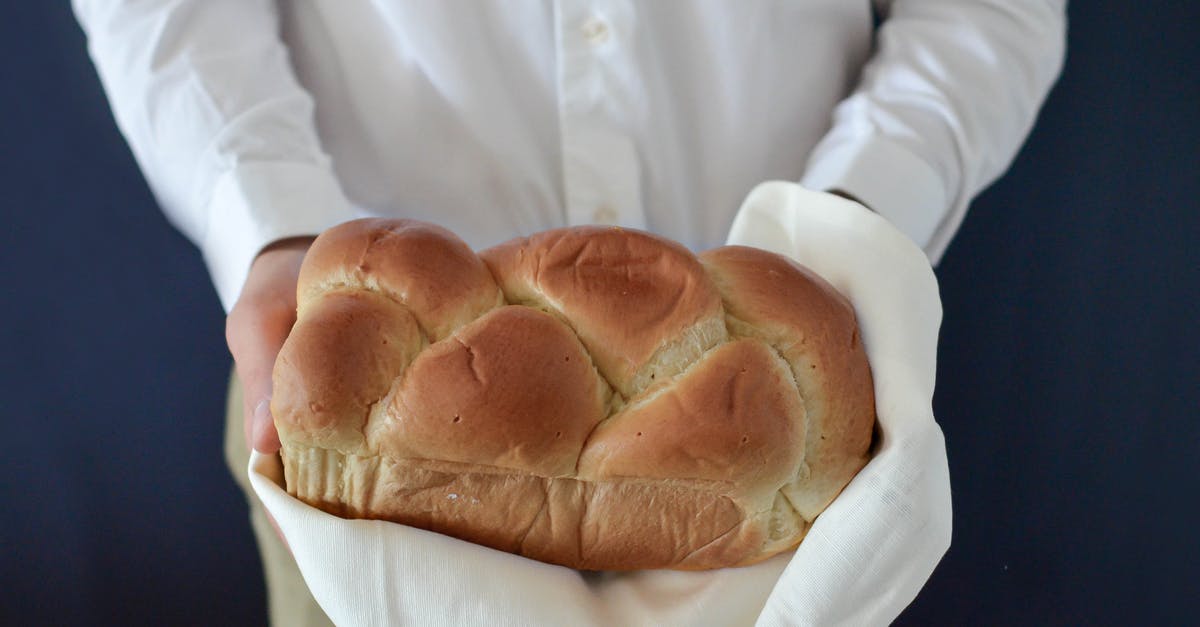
[{"x1": 272, "y1": 218, "x2": 875, "y2": 571}]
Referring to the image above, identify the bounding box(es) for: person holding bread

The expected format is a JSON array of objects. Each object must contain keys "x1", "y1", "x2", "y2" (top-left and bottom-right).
[{"x1": 74, "y1": 2, "x2": 1066, "y2": 624}]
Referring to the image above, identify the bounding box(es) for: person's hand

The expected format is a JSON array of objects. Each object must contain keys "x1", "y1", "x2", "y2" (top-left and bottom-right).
[{"x1": 226, "y1": 237, "x2": 315, "y2": 455}]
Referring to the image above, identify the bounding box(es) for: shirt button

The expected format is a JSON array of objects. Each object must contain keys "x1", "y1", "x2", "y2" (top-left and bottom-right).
[
  {"x1": 592, "y1": 205, "x2": 618, "y2": 224},
  {"x1": 581, "y1": 16, "x2": 611, "y2": 46}
]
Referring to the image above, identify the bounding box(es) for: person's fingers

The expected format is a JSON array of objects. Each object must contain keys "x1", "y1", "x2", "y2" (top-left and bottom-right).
[
  {"x1": 228, "y1": 292, "x2": 295, "y2": 454},
  {"x1": 252, "y1": 398, "x2": 280, "y2": 455},
  {"x1": 226, "y1": 238, "x2": 313, "y2": 455}
]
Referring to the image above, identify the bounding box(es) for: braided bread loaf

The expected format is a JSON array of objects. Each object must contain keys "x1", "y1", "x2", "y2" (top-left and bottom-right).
[{"x1": 272, "y1": 218, "x2": 875, "y2": 571}]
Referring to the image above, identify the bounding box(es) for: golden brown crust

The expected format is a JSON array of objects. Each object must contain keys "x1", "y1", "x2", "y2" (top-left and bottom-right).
[
  {"x1": 479, "y1": 227, "x2": 724, "y2": 397},
  {"x1": 699, "y1": 246, "x2": 875, "y2": 518},
  {"x1": 577, "y1": 339, "x2": 805, "y2": 493},
  {"x1": 298, "y1": 218, "x2": 503, "y2": 341},
  {"x1": 379, "y1": 306, "x2": 608, "y2": 478},
  {"x1": 274, "y1": 220, "x2": 876, "y2": 571},
  {"x1": 273, "y1": 290, "x2": 423, "y2": 453}
]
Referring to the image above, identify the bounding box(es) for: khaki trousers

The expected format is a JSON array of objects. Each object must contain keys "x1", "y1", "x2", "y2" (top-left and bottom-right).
[{"x1": 223, "y1": 370, "x2": 335, "y2": 627}]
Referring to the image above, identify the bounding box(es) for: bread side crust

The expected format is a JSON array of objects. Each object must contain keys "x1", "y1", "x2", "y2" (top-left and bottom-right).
[{"x1": 282, "y1": 443, "x2": 786, "y2": 571}]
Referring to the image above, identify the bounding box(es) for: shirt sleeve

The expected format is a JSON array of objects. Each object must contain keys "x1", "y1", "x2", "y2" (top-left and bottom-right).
[
  {"x1": 799, "y1": 0, "x2": 1067, "y2": 263},
  {"x1": 73, "y1": 0, "x2": 361, "y2": 311}
]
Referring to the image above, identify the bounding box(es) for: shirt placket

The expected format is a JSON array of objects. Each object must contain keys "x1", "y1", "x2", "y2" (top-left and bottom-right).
[{"x1": 554, "y1": 0, "x2": 646, "y2": 230}]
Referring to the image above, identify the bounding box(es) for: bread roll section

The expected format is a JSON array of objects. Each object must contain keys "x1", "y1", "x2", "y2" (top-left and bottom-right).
[{"x1": 274, "y1": 219, "x2": 875, "y2": 571}]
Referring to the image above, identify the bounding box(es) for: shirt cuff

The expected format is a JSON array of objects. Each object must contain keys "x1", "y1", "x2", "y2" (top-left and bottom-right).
[
  {"x1": 800, "y1": 135, "x2": 949, "y2": 261},
  {"x1": 200, "y1": 162, "x2": 361, "y2": 312}
]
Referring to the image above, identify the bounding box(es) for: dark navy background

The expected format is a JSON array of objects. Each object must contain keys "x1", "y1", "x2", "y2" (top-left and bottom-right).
[{"x1": 2, "y1": 3, "x2": 1196, "y2": 625}]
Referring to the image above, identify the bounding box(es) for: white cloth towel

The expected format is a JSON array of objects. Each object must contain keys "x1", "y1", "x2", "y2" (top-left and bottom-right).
[{"x1": 249, "y1": 182, "x2": 952, "y2": 626}]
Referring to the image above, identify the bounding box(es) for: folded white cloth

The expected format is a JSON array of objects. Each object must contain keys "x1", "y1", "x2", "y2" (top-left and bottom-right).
[{"x1": 249, "y1": 182, "x2": 952, "y2": 626}]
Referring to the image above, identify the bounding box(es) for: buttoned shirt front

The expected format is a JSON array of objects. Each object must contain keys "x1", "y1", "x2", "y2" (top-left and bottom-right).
[{"x1": 75, "y1": 1, "x2": 1066, "y2": 310}]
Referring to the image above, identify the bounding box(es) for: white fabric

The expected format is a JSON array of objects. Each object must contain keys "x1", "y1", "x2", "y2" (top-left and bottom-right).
[
  {"x1": 249, "y1": 183, "x2": 952, "y2": 627},
  {"x1": 74, "y1": 0, "x2": 1066, "y2": 311}
]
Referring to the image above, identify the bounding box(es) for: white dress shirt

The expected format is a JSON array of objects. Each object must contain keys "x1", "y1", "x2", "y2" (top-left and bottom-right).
[{"x1": 74, "y1": 1, "x2": 1065, "y2": 311}]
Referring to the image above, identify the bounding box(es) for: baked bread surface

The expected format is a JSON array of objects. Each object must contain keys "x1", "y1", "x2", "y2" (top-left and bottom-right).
[{"x1": 273, "y1": 218, "x2": 875, "y2": 570}]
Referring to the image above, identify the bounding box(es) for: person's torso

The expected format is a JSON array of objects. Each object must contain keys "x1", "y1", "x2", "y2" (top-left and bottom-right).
[{"x1": 279, "y1": 1, "x2": 872, "y2": 251}]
